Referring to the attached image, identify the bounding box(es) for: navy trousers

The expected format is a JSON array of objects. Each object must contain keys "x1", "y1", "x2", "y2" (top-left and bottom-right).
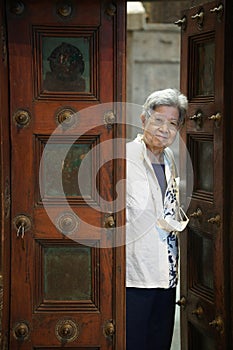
[{"x1": 126, "y1": 287, "x2": 176, "y2": 350}]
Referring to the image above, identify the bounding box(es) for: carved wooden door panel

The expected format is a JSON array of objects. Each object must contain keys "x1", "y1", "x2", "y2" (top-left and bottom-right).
[
  {"x1": 179, "y1": 1, "x2": 231, "y2": 349},
  {"x1": 5, "y1": 0, "x2": 126, "y2": 349}
]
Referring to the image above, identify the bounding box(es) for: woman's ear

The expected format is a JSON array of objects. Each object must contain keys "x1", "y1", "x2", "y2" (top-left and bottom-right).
[{"x1": 140, "y1": 113, "x2": 146, "y2": 129}]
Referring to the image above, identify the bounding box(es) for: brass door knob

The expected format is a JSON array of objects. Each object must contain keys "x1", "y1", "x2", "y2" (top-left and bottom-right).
[
  {"x1": 13, "y1": 322, "x2": 30, "y2": 340},
  {"x1": 189, "y1": 112, "x2": 203, "y2": 128},
  {"x1": 210, "y1": 4, "x2": 223, "y2": 20},
  {"x1": 55, "y1": 319, "x2": 79, "y2": 343},
  {"x1": 56, "y1": 212, "x2": 79, "y2": 234},
  {"x1": 207, "y1": 214, "x2": 221, "y2": 226},
  {"x1": 208, "y1": 113, "x2": 222, "y2": 125},
  {"x1": 191, "y1": 12, "x2": 204, "y2": 20},
  {"x1": 174, "y1": 16, "x2": 186, "y2": 30},
  {"x1": 191, "y1": 10, "x2": 204, "y2": 27},
  {"x1": 13, "y1": 214, "x2": 32, "y2": 238},
  {"x1": 189, "y1": 112, "x2": 202, "y2": 121},
  {"x1": 60, "y1": 323, "x2": 73, "y2": 337},
  {"x1": 104, "y1": 215, "x2": 115, "y2": 228},
  {"x1": 103, "y1": 320, "x2": 115, "y2": 337},
  {"x1": 13, "y1": 109, "x2": 31, "y2": 127},
  {"x1": 210, "y1": 4, "x2": 223, "y2": 14},
  {"x1": 56, "y1": 107, "x2": 76, "y2": 128},
  {"x1": 10, "y1": 1, "x2": 25, "y2": 15},
  {"x1": 104, "y1": 111, "x2": 116, "y2": 129},
  {"x1": 209, "y1": 315, "x2": 224, "y2": 333},
  {"x1": 189, "y1": 208, "x2": 202, "y2": 218},
  {"x1": 208, "y1": 113, "x2": 221, "y2": 121},
  {"x1": 176, "y1": 296, "x2": 187, "y2": 307},
  {"x1": 192, "y1": 305, "x2": 204, "y2": 318},
  {"x1": 57, "y1": 2, "x2": 72, "y2": 17},
  {"x1": 105, "y1": 3, "x2": 116, "y2": 16}
]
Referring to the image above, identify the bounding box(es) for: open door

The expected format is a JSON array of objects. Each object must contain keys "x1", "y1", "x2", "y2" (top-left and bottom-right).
[
  {"x1": 1, "y1": 0, "x2": 126, "y2": 348},
  {"x1": 179, "y1": 1, "x2": 232, "y2": 349}
]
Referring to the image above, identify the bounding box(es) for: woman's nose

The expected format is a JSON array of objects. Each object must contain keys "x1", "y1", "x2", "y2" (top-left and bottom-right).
[{"x1": 158, "y1": 122, "x2": 169, "y2": 132}]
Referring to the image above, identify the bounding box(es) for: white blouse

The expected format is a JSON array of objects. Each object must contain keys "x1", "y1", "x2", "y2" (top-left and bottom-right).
[{"x1": 126, "y1": 134, "x2": 188, "y2": 289}]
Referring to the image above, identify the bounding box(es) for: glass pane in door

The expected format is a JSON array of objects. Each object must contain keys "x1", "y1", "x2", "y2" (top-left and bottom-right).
[
  {"x1": 42, "y1": 143, "x2": 92, "y2": 198},
  {"x1": 197, "y1": 41, "x2": 215, "y2": 96},
  {"x1": 42, "y1": 36, "x2": 90, "y2": 92},
  {"x1": 189, "y1": 229, "x2": 214, "y2": 291},
  {"x1": 44, "y1": 245, "x2": 92, "y2": 300},
  {"x1": 197, "y1": 141, "x2": 213, "y2": 192}
]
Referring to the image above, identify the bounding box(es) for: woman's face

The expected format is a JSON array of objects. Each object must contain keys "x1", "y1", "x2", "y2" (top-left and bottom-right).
[{"x1": 141, "y1": 105, "x2": 180, "y2": 154}]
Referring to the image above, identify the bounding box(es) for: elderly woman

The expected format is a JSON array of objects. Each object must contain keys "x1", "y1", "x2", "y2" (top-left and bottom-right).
[{"x1": 126, "y1": 88, "x2": 189, "y2": 350}]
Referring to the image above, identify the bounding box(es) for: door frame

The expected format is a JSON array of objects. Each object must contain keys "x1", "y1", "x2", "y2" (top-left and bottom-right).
[{"x1": 0, "y1": 0, "x2": 10, "y2": 348}]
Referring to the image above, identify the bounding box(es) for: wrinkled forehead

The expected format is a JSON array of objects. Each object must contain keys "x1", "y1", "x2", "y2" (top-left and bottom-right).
[{"x1": 148, "y1": 110, "x2": 179, "y2": 121}]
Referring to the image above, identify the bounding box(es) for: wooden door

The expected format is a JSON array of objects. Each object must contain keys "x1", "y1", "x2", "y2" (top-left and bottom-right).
[
  {"x1": 3, "y1": 0, "x2": 126, "y2": 348},
  {"x1": 179, "y1": 1, "x2": 232, "y2": 349}
]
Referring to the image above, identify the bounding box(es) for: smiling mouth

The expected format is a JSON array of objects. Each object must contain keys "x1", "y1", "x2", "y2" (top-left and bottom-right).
[{"x1": 153, "y1": 134, "x2": 169, "y2": 140}]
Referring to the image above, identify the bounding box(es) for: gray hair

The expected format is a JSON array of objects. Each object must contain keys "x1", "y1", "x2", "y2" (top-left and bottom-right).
[{"x1": 142, "y1": 88, "x2": 188, "y2": 125}]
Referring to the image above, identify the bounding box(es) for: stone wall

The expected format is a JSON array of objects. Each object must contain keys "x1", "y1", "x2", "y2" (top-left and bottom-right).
[
  {"x1": 127, "y1": 3, "x2": 181, "y2": 136},
  {"x1": 142, "y1": 0, "x2": 214, "y2": 23},
  {"x1": 143, "y1": 0, "x2": 191, "y2": 23}
]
